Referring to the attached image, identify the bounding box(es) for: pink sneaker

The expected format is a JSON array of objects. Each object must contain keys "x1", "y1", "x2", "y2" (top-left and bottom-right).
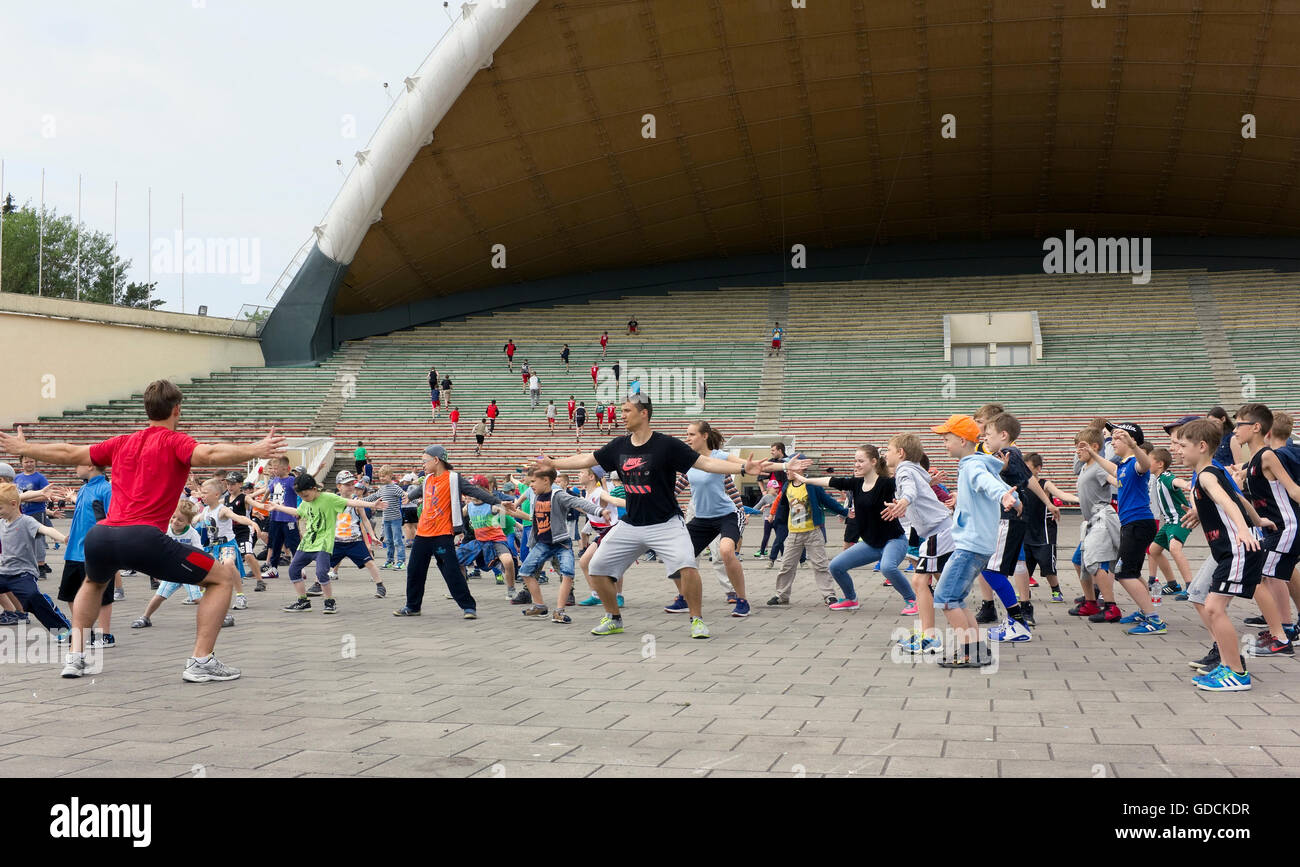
[
  {"x1": 901, "y1": 600, "x2": 919, "y2": 616},
  {"x1": 828, "y1": 598, "x2": 860, "y2": 611}
]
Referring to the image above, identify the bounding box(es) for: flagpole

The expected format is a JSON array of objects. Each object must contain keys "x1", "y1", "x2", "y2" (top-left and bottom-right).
[
  {"x1": 0, "y1": 158, "x2": 5, "y2": 295},
  {"x1": 38, "y1": 168, "x2": 44, "y2": 296},
  {"x1": 179, "y1": 192, "x2": 184, "y2": 314},
  {"x1": 76, "y1": 173, "x2": 82, "y2": 300}
]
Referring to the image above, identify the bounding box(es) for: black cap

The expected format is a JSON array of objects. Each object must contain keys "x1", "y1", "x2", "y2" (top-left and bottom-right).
[
  {"x1": 1162, "y1": 414, "x2": 1200, "y2": 434},
  {"x1": 225, "y1": 471, "x2": 244, "y2": 483},
  {"x1": 1104, "y1": 421, "x2": 1145, "y2": 446},
  {"x1": 293, "y1": 473, "x2": 320, "y2": 493}
]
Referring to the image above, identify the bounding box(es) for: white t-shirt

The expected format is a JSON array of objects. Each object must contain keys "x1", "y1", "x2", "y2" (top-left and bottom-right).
[
  {"x1": 200, "y1": 504, "x2": 234, "y2": 544},
  {"x1": 546, "y1": 404, "x2": 556, "y2": 419},
  {"x1": 586, "y1": 487, "x2": 618, "y2": 529},
  {"x1": 529, "y1": 375, "x2": 539, "y2": 391},
  {"x1": 168, "y1": 525, "x2": 203, "y2": 548}
]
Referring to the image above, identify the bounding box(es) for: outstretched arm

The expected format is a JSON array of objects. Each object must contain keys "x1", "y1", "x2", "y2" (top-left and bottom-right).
[
  {"x1": 191, "y1": 428, "x2": 286, "y2": 467},
  {"x1": 0, "y1": 427, "x2": 91, "y2": 466},
  {"x1": 536, "y1": 452, "x2": 598, "y2": 471}
]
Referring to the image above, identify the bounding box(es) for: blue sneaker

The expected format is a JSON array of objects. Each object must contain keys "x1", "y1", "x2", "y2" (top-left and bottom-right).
[
  {"x1": 724, "y1": 591, "x2": 739, "y2": 605},
  {"x1": 898, "y1": 632, "x2": 943, "y2": 654},
  {"x1": 1127, "y1": 614, "x2": 1167, "y2": 635},
  {"x1": 0, "y1": 611, "x2": 18, "y2": 626},
  {"x1": 1193, "y1": 664, "x2": 1251, "y2": 692},
  {"x1": 462, "y1": 609, "x2": 477, "y2": 620},
  {"x1": 1118, "y1": 611, "x2": 1144, "y2": 624},
  {"x1": 1173, "y1": 591, "x2": 1189, "y2": 601},
  {"x1": 578, "y1": 593, "x2": 603, "y2": 606},
  {"x1": 616, "y1": 594, "x2": 625, "y2": 608},
  {"x1": 731, "y1": 598, "x2": 751, "y2": 618},
  {"x1": 664, "y1": 594, "x2": 689, "y2": 614}
]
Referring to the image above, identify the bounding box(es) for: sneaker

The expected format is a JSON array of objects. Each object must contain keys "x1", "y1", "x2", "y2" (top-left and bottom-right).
[
  {"x1": 551, "y1": 610, "x2": 572, "y2": 624},
  {"x1": 283, "y1": 598, "x2": 311, "y2": 612},
  {"x1": 222, "y1": 613, "x2": 235, "y2": 627},
  {"x1": 1161, "y1": 582, "x2": 1183, "y2": 595},
  {"x1": 1088, "y1": 603, "x2": 1122, "y2": 623},
  {"x1": 752, "y1": 550, "x2": 767, "y2": 558},
  {"x1": 374, "y1": 583, "x2": 387, "y2": 599},
  {"x1": 112, "y1": 588, "x2": 125, "y2": 602},
  {"x1": 120, "y1": 569, "x2": 137, "y2": 577},
  {"x1": 1020, "y1": 602, "x2": 1036, "y2": 627},
  {"x1": 1248, "y1": 635, "x2": 1294, "y2": 657},
  {"x1": 1050, "y1": 589, "x2": 1065, "y2": 603},
  {"x1": 1173, "y1": 592, "x2": 1189, "y2": 601},
  {"x1": 898, "y1": 632, "x2": 944, "y2": 655},
  {"x1": 323, "y1": 599, "x2": 337, "y2": 615},
  {"x1": 939, "y1": 647, "x2": 995, "y2": 668},
  {"x1": 382, "y1": 561, "x2": 395, "y2": 570},
  {"x1": 1028, "y1": 576, "x2": 1038, "y2": 587},
  {"x1": 393, "y1": 606, "x2": 421, "y2": 616},
  {"x1": 901, "y1": 600, "x2": 919, "y2": 616},
  {"x1": 1244, "y1": 615, "x2": 1266, "y2": 626},
  {"x1": 591, "y1": 615, "x2": 624, "y2": 636},
  {"x1": 181, "y1": 596, "x2": 199, "y2": 605},
  {"x1": 690, "y1": 617, "x2": 710, "y2": 639},
  {"x1": 511, "y1": 589, "x2": 532, "y2": 605},
  {"x1": 88, "y1": 632, "x2": 116, "y2": 648},
  {"x1": 463, "y1": 610, "x2": 477, "y2": 620},
  {"x1": 131, "y1": 616, "x2": 151, "y2": 629},
  {"x1": 824, "y1": 595, "x2": 839, "y2": 606},
  {"x1": 327, "y1": 569, "x2": 338, "y2": 581},
  {"x1": 988, "y1": 619, "x2": 1032, "y2": 642},
  {"x1": 1070, "y1": 599, "x2": 1101, "y2": 617},
  {"x1": 495, "y1": 574, "x2": 505, "y2": 585},
  {"x1": 566, "y1": 592, "x2": 577, "y2": 607},
  {"x1": 1193, "y1": 664, "x2": 1251, "y2": 692},
  {"x1": 724, "y1": 591, "x2": 740, "y2": 605},
  {"x1": 149, "y1": 577, "x2": 160, "y2": 590},
  {"x1": 1127, "y1": 614, "x2": 1168, "y2": 635},
  {"x1": 616, "y1": 594, "x2": 625, "y2": 608},
  {"x1": 306, "y1": 582, "x2": 323, "y2": 597},
  {"x1": 467, "y1": 569, "x2": 481, "y2": 579},
  {"x1": 182, "y1": 654, "x2": 242, "y2": 683},
  {"x1": 664, "y1": 595, "x2": 690, "y2": 614},
  {"x1": 1188, "y1": 643, "x2": 1220, "y2": 672},
  {"x1": 766, "y1": 596, "x2": 788, "y2": 606},
  {"x1": 232, "y1": 594, "x2": 247, "y2": 610},
  {"x1": 523, "y1": 604, "x2": 549, "y2": 617},
  {"x1": 829, "y1": 598, "x2": 860, "y2": 611},
  {"x1": 731, "y1": 598, "x2": 751, "y2": 618},
  {"x1": 55, "y1": 628, "x2": 71, "y2": 644},
  {"x1": 395, "y1": 561, "x2": 406, "y2": 570},
  {"x1": 1118, "y1": 610, "x2": 1144, "y2": 624},
  {"x1": 0, "y1": 611, "x2": 18, "y2": 626},
  {"x1": 578, "y1": 593, "x2": 602, "y2": 606},
  {"x1": 974, "y1": 600, "x2": 997, "y2": 624},
  {"x1": 61, "y1": 654, "x2": 88, "y2": 678},
  {"x1": 1285, "y1": 624, "x2": 1300, "y2": 641},
  {"x1": 254, "y1": 580, "x2": 267, "y2": 592}
]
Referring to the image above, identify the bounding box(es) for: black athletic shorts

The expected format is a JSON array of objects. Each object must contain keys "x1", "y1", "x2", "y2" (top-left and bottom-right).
[
  {"x1": 1263, "y1": 546, "x2": 1300, "y2": 581},
  {"x1": 916, "y1": 534, "x2": 953, "y2": 575},
  {"x1": 1115, "y1": 519, "x2": 1157, "y2": 581},
  {"x1": 1210, "y1": 548, "x2": 1264, "y2": 598},
  {"x1": 402, "y1": 506, "x2": 419, "y2": 526},
  {"x1": 686, "y1": 513, "x2": 741, "y2": 555},
  {"x1": 843, "y1": 516, "x2": 860, "y2": 544},
  {"x1": 58, "y1": 560, "x2": 114, "y2": 606},
  {"x1": 83, "y1": 524, "x2": 214, "y2": 585},
  {"x1": 1023, "y1": 542, "x2": 1056, "y2": 577},
  {"x1": 990, "y1": 518, "x2": 1028, "y2": 576}
]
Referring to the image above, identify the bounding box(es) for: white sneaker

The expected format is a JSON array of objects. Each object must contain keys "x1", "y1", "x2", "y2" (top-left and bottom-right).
[
  {"x1": 222, "y1": 613, "x2": 235, "y2": 627},
  {"x1": 327, "y1": 569, "x2": 338, "y2": 581},
  {"x1": 61, "y1": 654, "x2": 88, "y2": 678},
  {"x1": 232, "y1": 594, "x2": 247, "y2": 610},
  {"x1": 988, "y1": 618, "x2": 1032, "y2": 642}
]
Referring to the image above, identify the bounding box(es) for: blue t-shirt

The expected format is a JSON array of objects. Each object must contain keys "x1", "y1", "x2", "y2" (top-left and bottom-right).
[
  {"x1": 14, "y1": 472, "x2": 49, "y2": 516},
  {"x1": 66, "y1": 474, "x2": 111, "y2": 562},
  {"x1": 1213, "y1": 432, "x2": 1235, "y2": 466},
  {"x1": 1115, "y1": 455, "x2": 1154, "y2": 524},
  {"x1": 687, "y1": 449, "x2": 735, "y2": 519},
  {"x1": 266, "y1": 476, "x2": 299, "y2": 523}
]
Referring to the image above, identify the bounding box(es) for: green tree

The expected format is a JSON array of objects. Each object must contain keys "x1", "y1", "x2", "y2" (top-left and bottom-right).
[{"x1": 0, "y1": 202, "x2": 162, "y2": 308}]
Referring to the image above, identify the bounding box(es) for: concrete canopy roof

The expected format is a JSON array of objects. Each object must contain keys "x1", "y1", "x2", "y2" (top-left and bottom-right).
[{"x1": 328, "y1": 0, "x2": 1300, "y2": 318}]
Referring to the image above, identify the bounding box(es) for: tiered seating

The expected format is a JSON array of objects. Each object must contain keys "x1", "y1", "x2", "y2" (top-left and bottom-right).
[{"x1": 1210, "y1": 270, "x2": 1300, "y2": 406}]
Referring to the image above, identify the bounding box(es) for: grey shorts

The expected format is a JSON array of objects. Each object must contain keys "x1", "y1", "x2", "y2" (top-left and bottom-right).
[
  {"x1": 1187, "y1": 555, "x2": 1216, "y2": 605},
  {"x1": 587, "y1": 516, "x2": 696, "y2": 580}
]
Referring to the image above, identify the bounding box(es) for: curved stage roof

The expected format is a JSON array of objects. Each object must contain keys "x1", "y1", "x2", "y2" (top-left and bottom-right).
[{"x1": 262, "y1": 0, "x2": 1300, "y2": 365}]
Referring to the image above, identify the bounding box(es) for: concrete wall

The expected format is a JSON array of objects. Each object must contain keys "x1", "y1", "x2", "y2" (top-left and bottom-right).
[
  {"x1": 1, "y1": 294, "x2": 264, "y2": 426},
  {"x1": 948, "y1": 311, "x2": 1035, "y2": 344}
]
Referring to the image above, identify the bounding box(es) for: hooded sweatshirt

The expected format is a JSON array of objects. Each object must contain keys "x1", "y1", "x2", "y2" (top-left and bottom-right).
[
  {"x1": 951, "y1": 452, "x2": 1017, "y2": 556},
  {"x1": 892, "y1": 460, "x2": 954, "y2": 540}
]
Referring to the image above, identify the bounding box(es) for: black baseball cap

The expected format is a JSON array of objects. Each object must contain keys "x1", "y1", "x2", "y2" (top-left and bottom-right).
[
  {"x1": 1104, "y1": 421, "x2": 1145, "y2": 446},
  {"x1": 225, "y1": 471, "x2": 244, "y2": 484},
  {"x1": 1162, "y1": 414, "x2": 1200, "y2": 434},
  {"x1": 293, "y1": 473, "x2": 320, "y2": 493}
]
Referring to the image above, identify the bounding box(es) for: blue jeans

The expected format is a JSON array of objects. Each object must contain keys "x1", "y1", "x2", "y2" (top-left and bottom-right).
[
  {"x1": 933, "y1": 548, "x2": 992, "y2": 609},
  {"x1": 829, "y1": 537, "x2": 911, "y2": 602},
  {"x1": 383, "y1": 518, "x2": 404, "y2": 563},
  {"x1": 519, "y1": 541, "x2": 575, "y2": 578}
]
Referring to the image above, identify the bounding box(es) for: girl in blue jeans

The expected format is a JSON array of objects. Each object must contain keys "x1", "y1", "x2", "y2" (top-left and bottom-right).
[{"x1": 793, "y1": 445, "x2": 915, "y2": 613}]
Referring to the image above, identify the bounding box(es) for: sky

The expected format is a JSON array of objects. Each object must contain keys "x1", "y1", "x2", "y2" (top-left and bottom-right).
[{"x1": 0, "y1": 0, "x2": 453, "y2": 317}]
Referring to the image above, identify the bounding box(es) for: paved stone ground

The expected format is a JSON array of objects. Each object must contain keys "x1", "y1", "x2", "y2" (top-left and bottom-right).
[{"x1": 2, "y1": 519, "x2": 1298, "y2": 778}]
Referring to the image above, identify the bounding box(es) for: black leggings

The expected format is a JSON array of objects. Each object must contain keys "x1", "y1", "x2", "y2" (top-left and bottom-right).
[{"x1": 406, "y1": 534, "x2": 476, "y2": 612}]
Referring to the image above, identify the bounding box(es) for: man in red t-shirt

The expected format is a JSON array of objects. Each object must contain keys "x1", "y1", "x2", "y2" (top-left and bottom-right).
[
  {"x1": 0, "y1": 380, "x2": 284, "y2": 682},
  {"x1": 449, "y1": 407, "x2": 460, "y2": 442},
  {"x1": 590, "y1": 363, "x2": 599, "y2": 392},
  {"x1": 503, "y1": 339, "x2": 516, "y2": 371},
  {"x1": 567, "y1": 396, "x2": 576, "y2": 429},
  {"x1": 600, "y1": 331, "x2": 609, "y2": 359},
  {"x1": 485, "y1": 400, "x2": 500, "y2": 435}
]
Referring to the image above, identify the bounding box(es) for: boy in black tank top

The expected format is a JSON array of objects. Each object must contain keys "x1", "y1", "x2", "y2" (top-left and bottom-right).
[
  {"x1": 1233, "y1": 404, "x2": 1300, "y2": 656},
  {"x1": 1181, "y1": 418, "x2": 1267, "y2": 691}
]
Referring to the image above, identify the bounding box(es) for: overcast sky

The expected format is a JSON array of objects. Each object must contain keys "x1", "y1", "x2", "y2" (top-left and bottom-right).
[{"x1": 0, "y1": 0, "x2": 453, "y2": 317}]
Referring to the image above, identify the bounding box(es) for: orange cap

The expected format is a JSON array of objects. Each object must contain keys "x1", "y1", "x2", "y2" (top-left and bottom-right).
[{"x1": 931, "y1": 414, "x2": 982, "y2": 443}]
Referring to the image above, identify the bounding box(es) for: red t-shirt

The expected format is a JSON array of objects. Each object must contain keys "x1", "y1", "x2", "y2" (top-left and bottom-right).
[
  {"x1": 449, "y1": 409, "x2": 460, "y2": 423},
  {"x1": 486, "y1": 404, "x2": 498, "y2": 418},
  {"x1": 88, "y1": 426, "x2": 198, "y2": 531},
  {"x1": 590, "y1": 366, "x2": 598, "y2": 380},
  {"x1": 567, "y1": 400, "x2": 575, "y2": 417},
  {"x1": 600, "y1": 335, "x2": 608, "y2": 348}
]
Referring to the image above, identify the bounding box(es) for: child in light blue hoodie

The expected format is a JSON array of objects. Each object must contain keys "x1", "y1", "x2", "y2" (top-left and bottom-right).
[{"x1": 928, "y1": 416, "x2": 1020, "y2": 668}]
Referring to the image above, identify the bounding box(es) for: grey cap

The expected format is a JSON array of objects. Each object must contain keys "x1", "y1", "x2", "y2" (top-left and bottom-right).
[
  {"x1": 336, "y1": 470, "x2": 357, "y2": 485},
  {"x1": 0, "y1": 462, "x2": 13, "y2": 480},
  {"x1": 423, "y1": 444, "x2": 453, "y2": 468}
]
